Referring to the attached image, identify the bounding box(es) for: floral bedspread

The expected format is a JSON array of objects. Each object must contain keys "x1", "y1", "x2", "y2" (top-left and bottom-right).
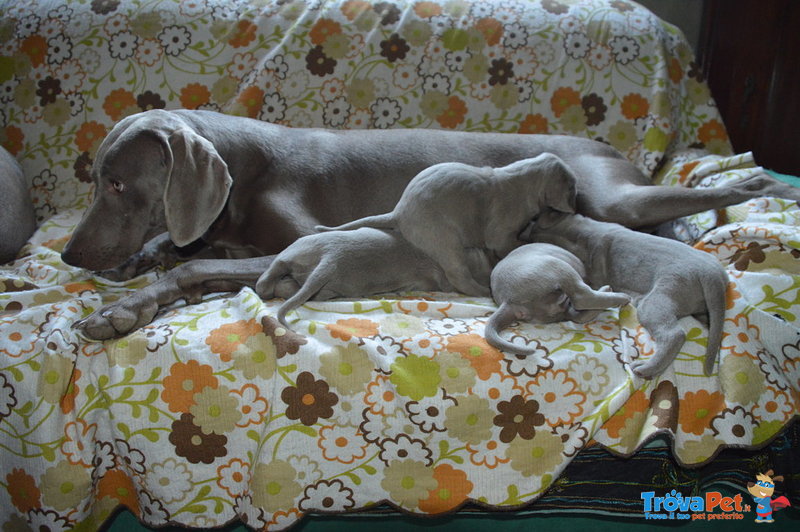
[{"x1": 0, "y1": 0, "x2": 798, "y2": 530}]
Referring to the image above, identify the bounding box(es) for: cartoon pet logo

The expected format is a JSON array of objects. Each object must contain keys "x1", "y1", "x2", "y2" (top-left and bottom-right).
[{"x1": 747, "y1": 470, "x2": 792, "y2": 523}]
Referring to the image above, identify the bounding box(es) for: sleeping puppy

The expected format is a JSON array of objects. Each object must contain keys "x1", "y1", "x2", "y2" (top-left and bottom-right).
[
  {"x1": 316, "y1": 154, "x2": 577, "y2": 296},
  {"x1": 521, "y1": 212, "x2": 727, "y2": 378},
  {"x1": 485, "y1": 242, "x2": 630, "y2": 356},
  {"x1": 0, "y1": 147, "x2": 36, "y2": 264},
  {"x1": 255, "y1": 227, "x2": 453, "y2": 329}
]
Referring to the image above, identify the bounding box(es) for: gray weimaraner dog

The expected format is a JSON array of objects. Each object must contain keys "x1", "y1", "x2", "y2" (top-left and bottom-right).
[
  {"x1": 521, "y1": 212, "x2": 727, "y2": 378},
  {"x1": 254, "y1": 227, "x2": 452, "y2": 329},
  {"x1": 0, "y1": 147, "x2": 36, "y2": 264},
  {"x1": 485, "y1": 242, "x2": 630, "y2": 355},
  {"x1": 61, "y1": 109, "x2": 798, "y2": 339},
  {"x1": 317, "y1": 155, "x2": 577, "y2": 296}
]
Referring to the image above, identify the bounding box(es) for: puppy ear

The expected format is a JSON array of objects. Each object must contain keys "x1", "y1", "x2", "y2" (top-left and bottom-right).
[
  {"x1": 163, "y1": 128, "x2": 232, "y2": 247},
  {"x1": 540, "y1": 155, "x2": 577, "y2": 214}
]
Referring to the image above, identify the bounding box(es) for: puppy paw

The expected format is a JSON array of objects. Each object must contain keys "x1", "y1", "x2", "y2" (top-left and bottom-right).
[
  {"x1": 73, "y1": 295, "x2": 158, "y2": 340},
  {"x1": 629, "y1": 359, "x2": 657, "y2": 379}
]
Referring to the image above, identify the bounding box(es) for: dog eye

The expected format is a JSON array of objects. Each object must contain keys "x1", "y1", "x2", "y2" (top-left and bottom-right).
[{"x1": 110, "y1": 180, "x2": 125, "y2": 193}]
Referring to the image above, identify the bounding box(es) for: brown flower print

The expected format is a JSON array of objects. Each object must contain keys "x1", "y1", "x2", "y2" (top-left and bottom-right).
[
  {"x1": 488, "y1": 58, "x2": 514, "y2": 86},
  {"x1": 137, "y1": 90, "x2": 165, "y2": 111},
  {"x1": 281, "y1": 372, "x2": 338, "y2": 426},
  {"x1": 648, "y1": 380, "x2": 678, "y2": 432},
  {"x1": 306, "y1": 46, "x2": 336, "y2": 77},
  {"x1": 169, "y1": 413, "x2": 228, "y2": 464},
  {"x1": 74, "y1": 152, "x2": 93, "y2": 183},
  {"x1": 542, "y1": 0, "x2": 569, "y2": 15},
  {"x1": 36, "y1": 76, "x2": 62, "y2": 106},
  {"x1": 581, "y1": 93, "x2": 607, "y2": 126},
  {"x1": 380, "y1": 34, "x2": 410, "y2": 62},
  {"x1": 373, "y1": 2, "x2": 402, "y2": 25},
  {"x1": 726, "y1": 242, "x2": 768, "y2": 271},
  {"x1": 261, "y1": 316, "x2": 307, "y2": 358},
  {"x1": 493, "y1": 394, "x2": 545, "y2": 443}
]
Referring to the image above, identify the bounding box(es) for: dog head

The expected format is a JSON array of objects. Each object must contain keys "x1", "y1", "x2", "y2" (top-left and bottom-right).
[
  {"x1": 62, "y1": 110, "x2": 232, "y2": 270},
  {"x1": 747, "y1": 470, "x2": 783, "y2": 499}
]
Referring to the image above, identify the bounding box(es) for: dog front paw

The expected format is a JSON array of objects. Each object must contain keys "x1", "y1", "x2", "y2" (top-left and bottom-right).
[{"x1": 73, "y1": 294, "x2": 158, "y2": 340}]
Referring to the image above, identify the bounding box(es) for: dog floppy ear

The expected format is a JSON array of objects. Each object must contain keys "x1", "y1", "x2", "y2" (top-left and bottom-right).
[
  {"x1": 163, "y1": 128, "x2": 232, "y2": 247},
  {"x1": 541, "y1": 156, "x2": 577, "y2": 214}
]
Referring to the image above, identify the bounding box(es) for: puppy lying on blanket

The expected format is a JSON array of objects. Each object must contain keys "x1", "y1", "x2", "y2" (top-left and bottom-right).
[
  {"x1": 485, "y1": 243, "x2": 631, "y2": 355},
  {"x1": 519, "y1": 212, "x2": 728, "y2": 378},
  {"x1": 317, "y1": 154, "x2": 577, "y2": 296},
  {"x1": 255, "y1": 227, "x2": 453, "y2": 329}
]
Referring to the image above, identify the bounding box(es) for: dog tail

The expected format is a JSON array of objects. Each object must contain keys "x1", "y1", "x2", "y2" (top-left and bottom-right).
[
  {"x1": 702, "y1": 275, "x2": 727, "y2": 376},
  {"x1": 314, "y1": 213, "x2": 396, "y2": 232},
  {"x1": 484, "y1": 302, "x2": 536, "y2": 356},
  {"x1": 275, "y1": 265, "x2": 330, "y2": 330}
]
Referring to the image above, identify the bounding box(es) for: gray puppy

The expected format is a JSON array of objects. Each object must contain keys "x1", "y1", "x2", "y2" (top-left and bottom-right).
[
  {"x1": 317, "y1": 154, "x2": 577, "y2": 296},
  {"x1": 0, "y1": 147, "x2": 36, "y2": 264},
  {"x1": 521, "y1": 212, "x2": 727, "y2": 378},
  {"x1": 255, "y1": 227, "x2": 453, "y2": 329},
  {"x1": 485, "y1": 243, "x2": 631, "y2": 356}
]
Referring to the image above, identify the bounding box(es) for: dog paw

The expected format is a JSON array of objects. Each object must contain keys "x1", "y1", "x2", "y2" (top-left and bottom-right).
[{"x1": 73, "y1": 294, "x2": 158, "y2": 340}]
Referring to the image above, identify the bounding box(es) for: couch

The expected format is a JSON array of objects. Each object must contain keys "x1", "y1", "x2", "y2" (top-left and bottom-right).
[{"x1": 0, "y1": 0, "x2": 798, "y2": 530}]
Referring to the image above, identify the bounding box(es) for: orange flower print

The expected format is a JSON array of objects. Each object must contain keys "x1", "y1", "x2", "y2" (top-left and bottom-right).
[
  {"x1": 436, "y1": 96, "x2": 468, "y2": 129},
  {"x1": 60, "y1": 368, "x2": 81, "y2": 414},
  {"x1": 103, "y1": 88, "x2": 137, "y2": 121},
  {"x1": 414, "y1": 1, "x2": 443, "y2": 18},
  {"x1": 341, "y1": 0, "x2": 371, "y2": 21},
  {"x1": 418, "y1": 463, "x2": 473, "y2": 513},
  {"x1": 229, "y1": 19, "x2": 257, "y2": 48},
  {"x1": 75, "y1": 121, "x2": 107, "y2": 154},
  {"x1": 180, "y1": 83, "x2": 211, "y2": 109},
  {"x1": 97, "y1": 469, "x2": 140, "y2": 514},
  {"x1": 326, "y1": 318, "x2": 379, "y2": 341},
  {"x1": 698, "y1": 119, "x2": 728, "y2": 144},
  {"x1": 6, "y1": 468, "x2": 41, "y2": 513},
  {"x1": 676, "y1": 160, "x2": 700, "y2": 185},
  {"x1": 236, "y1": 86, "x2": 265, "y2": 118},
  {"x1": 161, "y1": 360, "x2": 218, "y2": 413},
  {"x1": 447, "y1": 334, "x2": 503, "y2": 380},
  {"x1": 724, "y1": 282, "x2": 741, "y2": 310},
  {"x1": 621, "y1": 93, "x2": 649, "y2": 120},
  {"x1": 668, "y1": 57, "x2": 683, "y2": 83},
  {"x1": 2, "y1": 125, "x2": 24, "y2": 156},
  {"x1": 205, "y1": 319, "x2": 263, "y2": 361},
  {"x1": 21, "y1": 35, "x2": 47, "y2": 67},
  {"x1": 678, "y1": 390, "x2": 724, "y2": 435},
  {"x1": 550, "y1": 87, "x2": 581, "y2": 118},
  {"x1": 601, "y1": 389, "x2": 648, "y2": 438},
  {"x1": 475, "y1": 17, "x2": 503, "y2": 46},
  {"x1": 519, "y1": 113, "x2": 549, "y2": 134},
  {"x1": 309, "y1": 18, "x2": 342, "y2": 45}
]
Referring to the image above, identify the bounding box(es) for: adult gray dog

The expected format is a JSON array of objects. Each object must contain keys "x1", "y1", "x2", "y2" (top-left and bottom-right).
[
  {"x1": 61, "y1": 109, "x2": 796, "y2": 339},
  {"x1": 317, "y1": 155, "x2": 577, "y2": 296},
  {"x1": 254, "y1": 227, "x2": 452, "y2": 329},
  {"x1": 521, "y1": 212, "x2": 728, "y2": 378},
  {"x1": 0, "y1": 146, "x2": 36, "y2": 264},
  {"x1": 484, "y1": 242, "x2": 630, "y2": 355}
]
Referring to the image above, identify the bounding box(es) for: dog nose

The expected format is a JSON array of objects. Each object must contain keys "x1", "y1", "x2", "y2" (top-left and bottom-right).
[{"x1": 61, "y1": 243, "x2": 83, "y2": 267}]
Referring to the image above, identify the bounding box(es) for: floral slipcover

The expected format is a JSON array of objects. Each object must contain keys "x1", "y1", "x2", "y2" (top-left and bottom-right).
[{"x1": 0, "y1": 0, "x2": 798, "y2": 530}]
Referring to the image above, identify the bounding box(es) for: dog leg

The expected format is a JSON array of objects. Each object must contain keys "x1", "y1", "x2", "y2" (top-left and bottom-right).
[
  {"x1": 95, "y1": 233, "x2": 214, "y2": 281},
  {"x1": 74, "y1": 256, "x2": 274, "y2": 339},
  {"x1": 630, "y1": 294, "x2": 685, "y2": 379},
  {"x1": 580, "y1": 173, "x2": 800, "y2": 228}
]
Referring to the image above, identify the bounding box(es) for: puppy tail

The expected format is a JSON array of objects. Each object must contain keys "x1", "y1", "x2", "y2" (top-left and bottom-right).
[
  {"x1": 484, "y1": 302, "x2": 536, "y2": 356},
  {"x1": 702, "y1": 276, "x2": 727, "y2": 376},
  {"x1": 276, "y1": 265, "x2": 329, "y2": 330},
  {"x1": 314, "y1": 213, "x2": 396, "y2": 232}
]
